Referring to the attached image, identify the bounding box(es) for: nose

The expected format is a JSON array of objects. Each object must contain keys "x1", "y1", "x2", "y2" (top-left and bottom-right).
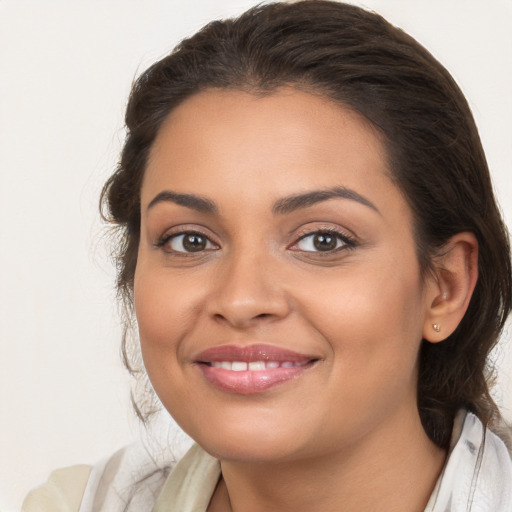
[{"x1": 207, "y1": 249, "x2": 291, "y2": 329}]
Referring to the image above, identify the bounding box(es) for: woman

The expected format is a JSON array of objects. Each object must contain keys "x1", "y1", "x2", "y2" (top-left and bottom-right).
[{"x1": 23, "y1": 1, "x2": 512, "y2": 511}]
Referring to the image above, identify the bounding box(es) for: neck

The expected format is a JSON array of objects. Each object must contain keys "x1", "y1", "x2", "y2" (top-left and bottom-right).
[{"x1": 208, "y1": 407, "x2": 446, "y2": 512}]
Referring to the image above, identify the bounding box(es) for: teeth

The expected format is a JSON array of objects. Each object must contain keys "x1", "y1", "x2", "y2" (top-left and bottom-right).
[
  {"x1": 248, "y1": 361, "x2": 266, "y2": 371},
  {"x1": 211, "y1": 361, "x2": 305, "y2": 371}
]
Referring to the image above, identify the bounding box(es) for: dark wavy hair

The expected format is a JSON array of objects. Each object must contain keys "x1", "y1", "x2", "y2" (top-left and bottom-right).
[{"x1": 101, "y1": 0, "x2": 512, "y2": 449}]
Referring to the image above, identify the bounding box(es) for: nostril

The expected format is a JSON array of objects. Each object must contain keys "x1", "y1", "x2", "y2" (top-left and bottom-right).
[
  {"x1": 212, "y1": 311, "x2": 277, "y2": 328},
  {"x1": 208, "y1": 292, "x2": 291, "y2": 328}
]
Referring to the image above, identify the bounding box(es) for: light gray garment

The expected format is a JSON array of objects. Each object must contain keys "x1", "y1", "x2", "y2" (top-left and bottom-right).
[{"x1": 425, "y1": 411, "x2": 512, "y2": 512}]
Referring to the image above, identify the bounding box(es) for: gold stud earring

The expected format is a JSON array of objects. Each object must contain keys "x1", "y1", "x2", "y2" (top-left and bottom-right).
[{"x1": 433, "y1": 323, "x2": 441, "y2": 332}]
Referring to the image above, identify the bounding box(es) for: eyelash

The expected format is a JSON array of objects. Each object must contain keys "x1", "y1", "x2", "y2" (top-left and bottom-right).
[
  {"x1": 289, "y1": 228, "x2": 356, "y2": 255},
  {"x1": 155, "y1": 229, "x2": 217, "y2": 254},
  {"x1": 154, "y1": 227, "x2": 356, "y2": 255}
]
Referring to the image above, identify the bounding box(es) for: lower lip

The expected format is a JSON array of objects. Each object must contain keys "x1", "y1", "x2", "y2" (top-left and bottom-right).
[{"x1": 197, "y1": 363, "x2": 313, "y2": 395}]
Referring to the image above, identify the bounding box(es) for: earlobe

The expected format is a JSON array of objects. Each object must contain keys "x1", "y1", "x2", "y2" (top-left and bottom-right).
[{"x1": 423, "y1": 232, "x2": 478, "y2": 343}]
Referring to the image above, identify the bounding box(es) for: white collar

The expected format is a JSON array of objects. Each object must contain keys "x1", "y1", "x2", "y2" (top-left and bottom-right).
[{"x1": 425, "y1": 410, "x2": 512, "y2": 512}]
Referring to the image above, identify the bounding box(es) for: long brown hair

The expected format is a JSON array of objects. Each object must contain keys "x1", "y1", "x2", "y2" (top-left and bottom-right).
[{"x1": 101, "y1": 1, "x2": 512, "y2": 449}]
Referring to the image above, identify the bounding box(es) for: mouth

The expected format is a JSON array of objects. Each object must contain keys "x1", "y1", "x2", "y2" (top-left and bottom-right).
[{"x1": 194, "y1": 344, "x2": 319, "y2": 395}]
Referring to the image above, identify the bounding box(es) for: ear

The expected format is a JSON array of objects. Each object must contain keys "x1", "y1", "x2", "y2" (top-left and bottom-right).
[{"x1": 422, "y1": 232, "x2": 478, "y2": 343}]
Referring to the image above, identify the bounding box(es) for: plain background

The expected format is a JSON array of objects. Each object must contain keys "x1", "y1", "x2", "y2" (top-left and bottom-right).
[{"x1": 0, "y1": 1, "x2": 511, "y2": 510}]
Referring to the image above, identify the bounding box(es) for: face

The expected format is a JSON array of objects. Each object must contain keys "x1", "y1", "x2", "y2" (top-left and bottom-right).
[{"x1": 135, "y1": 88, "x2": 432, "y2": 463}]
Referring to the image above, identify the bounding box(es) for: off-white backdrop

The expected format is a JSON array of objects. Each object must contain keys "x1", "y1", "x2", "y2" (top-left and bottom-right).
[{"x1": 1, "y1": 1, "x2": 510, "y2": 510}]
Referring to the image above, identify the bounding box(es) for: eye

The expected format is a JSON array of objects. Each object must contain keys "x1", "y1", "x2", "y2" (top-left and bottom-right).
[
  {"x1": 293, "y1": 230, "x2": 353, "y2": 253},
  {"x1": 158, "y1": 232, "x2": 217, "y2": 253}
]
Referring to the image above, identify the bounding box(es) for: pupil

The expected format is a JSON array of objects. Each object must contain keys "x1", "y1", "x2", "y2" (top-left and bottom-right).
[
  {"x1": 183, "y1": 234, "x2": 206, "y2": 252},
  {"x1": 313, "y1": 233, "x2": 337, "y2": 251}
]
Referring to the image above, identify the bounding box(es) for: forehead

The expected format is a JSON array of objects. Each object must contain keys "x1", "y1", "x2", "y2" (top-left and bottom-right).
[{"x1": 142, "y1": 88, "x2": 399, "y2": 216}]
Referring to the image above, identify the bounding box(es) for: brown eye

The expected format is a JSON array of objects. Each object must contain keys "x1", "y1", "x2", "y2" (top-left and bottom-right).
[
  {"x1": 295, "y1": 231, "x2": 348, "y2": 252},
  {"x1": 183, "y1": 234, "x2": 207, "y2": 252},
  {"x1": 165, "y1": 232, "x2": 216, "y2": 253},
  {"x1": 313, "y1": 233, "x2": 338, "y2": 251}
]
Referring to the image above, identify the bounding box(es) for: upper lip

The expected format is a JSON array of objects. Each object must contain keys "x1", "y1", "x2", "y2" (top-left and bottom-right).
[{"x1": 194, "y1": 344, "x2": 319, "y2": 363}]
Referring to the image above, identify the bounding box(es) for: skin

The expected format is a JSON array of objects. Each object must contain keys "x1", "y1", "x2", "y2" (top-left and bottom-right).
[{"x1": 134, "y1": 88, "x2": 475, "y2": 511}]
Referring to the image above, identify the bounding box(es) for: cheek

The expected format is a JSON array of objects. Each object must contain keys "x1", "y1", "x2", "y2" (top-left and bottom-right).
[
  {"x1": 296, "y1": 256, "x2": 425, "y2": 362},
  {"x1": 134, "y1": 267, "x2": 186, "y2": 364},
  {"x1": 133, "y1": 270, "x2": 194, "y2": 415},
  {"x1": 133, "y1": 262, "x2": 216, "y2": 390}
]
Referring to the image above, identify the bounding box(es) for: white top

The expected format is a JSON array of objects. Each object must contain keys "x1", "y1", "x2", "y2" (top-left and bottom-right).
[{"x1": 23, "y1": 411, "x2": 512, "y2": 512}]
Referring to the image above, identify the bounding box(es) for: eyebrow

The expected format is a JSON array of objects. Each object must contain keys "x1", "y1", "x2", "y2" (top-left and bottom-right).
[
  {"x1": 147, "y1": 190, "x2": 218, "y2": 213},
  {"x1": 272, "y1": 187, "x2": 380, "y2": 215},
  {"x1": 146, "y1": 186, "x2": 379, "y2": 215}
]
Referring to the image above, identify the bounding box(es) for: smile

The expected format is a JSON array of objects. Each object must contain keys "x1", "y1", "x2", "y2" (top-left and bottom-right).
[
  {"x1": 194, "y1": 344, "x2": 318, "y2": 395},
  {"x1": 211, "y1": 360, "x2": 307, "y2": 371}
]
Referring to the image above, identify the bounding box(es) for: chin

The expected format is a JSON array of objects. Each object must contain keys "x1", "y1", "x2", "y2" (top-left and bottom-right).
[
  {"x1": 199, "y1": 433, "x2": 306, "y2": 464},
  {"x1": 175, "y1": 408, "x2": 314, "y2": 463}
]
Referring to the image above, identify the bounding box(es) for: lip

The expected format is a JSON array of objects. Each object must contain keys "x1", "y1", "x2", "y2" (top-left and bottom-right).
[{"x1": 193, "y1": 344, "x2": 319, "y2": 395}]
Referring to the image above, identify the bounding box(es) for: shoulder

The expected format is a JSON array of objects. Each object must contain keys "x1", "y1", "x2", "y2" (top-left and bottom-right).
[
  {"x1": 427, "y1": 410, "x2": 512, "y2": 512},
  {"x1": 22, "y1": 440, "x2": 180, "y2": 512},
  {"x1": 22, "y1": 465, "x2": 92, "y2": 512},
  {"x1": 78, "y1": 441, "x2": 175, "y2": 512},
  {"x1": 490, "y1": 412, "x2": 512, "y2": 455}
]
